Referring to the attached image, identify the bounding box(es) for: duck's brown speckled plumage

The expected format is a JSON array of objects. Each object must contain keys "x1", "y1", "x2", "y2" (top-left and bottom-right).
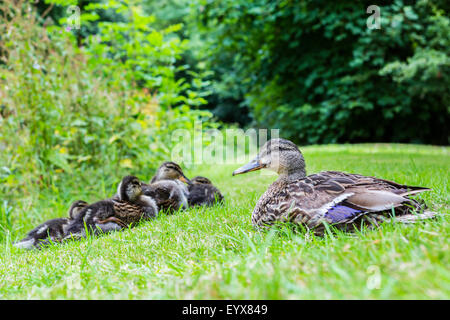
[
  {"x1": 252, "y1": 170, "x2": 431, "y2": 232},
  {"x1": 92, "y1": 197, "x2": 156, "y2": 227},
  {"x1": 234, "y1": 139, "x2": 437, "y2": 234}
]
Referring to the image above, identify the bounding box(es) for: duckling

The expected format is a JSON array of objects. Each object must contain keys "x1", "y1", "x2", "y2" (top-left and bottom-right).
[
  {"x1": 68, "y1": 200, "x2": 89, "y2": 220},
  {"x1": 188, "y1": 176, "x2": 224, "y2": 207},
  {"x1": 142, "y1": 161, "x2": 190, "y2": 213},
  {"x1": 111, "y1": 175, "x2": 158, "y2": 225},
  {"x1": 64, "y1": 175, "x2": 158, "y2": 240},
  {"x1": 232, "y1": 138, "x2": 437, "y2": 234},
  {"x1": 13, "y1": 200, "x2": 89, "y2": 250},
  {"x1": 13, "y1": 217, "x2": 70, "y2": 249},
  {"x1": 149, "y1": 161, "x2": 190, "y2": 197}
]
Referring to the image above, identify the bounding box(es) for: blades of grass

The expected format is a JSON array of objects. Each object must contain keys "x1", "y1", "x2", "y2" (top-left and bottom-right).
[
  {"x1": 240, "y1": 229, "x2": 257, "y2": 254},
  {"x1": 0, "y1": 200, "x2": 14, "y2": 242},
  {"x1": 321, "y1": 221, "x2": 336, "y2": 241},
  {"x1": 79, "y1": 221, "x2": 95, "y2": 274}
]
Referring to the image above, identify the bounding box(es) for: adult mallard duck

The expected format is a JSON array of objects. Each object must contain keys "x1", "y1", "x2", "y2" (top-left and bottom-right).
[
  {"x1": 142, "y1": 161, "x2": 190, "y2": 213},
  {"x1": 188, "y1": 176, "x2": 224, "y2": 207},
  {"x1": 64, "y1": 175, "x2": 158, "y2": 239},
  {"x1": 232, "y1": 138, "x2": 437, "y2": 234}
]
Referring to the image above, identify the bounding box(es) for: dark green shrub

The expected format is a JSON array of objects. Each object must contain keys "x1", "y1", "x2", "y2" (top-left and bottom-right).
[{"x1": 191, "y1": 0, "x2": 449, "y2": 144}]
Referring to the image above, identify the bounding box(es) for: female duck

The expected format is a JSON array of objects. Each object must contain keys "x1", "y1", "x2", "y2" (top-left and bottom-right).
[{"x1": 232, "y1": 138, "x2": 436, "y2": 234}]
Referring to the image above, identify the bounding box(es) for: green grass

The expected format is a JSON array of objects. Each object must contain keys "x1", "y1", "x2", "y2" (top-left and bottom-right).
[{"x1": 0, "y1": 144, "x2": 449, "y2": 299}]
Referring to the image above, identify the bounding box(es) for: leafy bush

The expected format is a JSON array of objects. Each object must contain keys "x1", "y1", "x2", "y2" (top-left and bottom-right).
[
  {"x1": 190, "y1": 0, "x2": 449, "y2": 145},
  {"x1": 0, "y1": 0, "x2": 214, "y2": 215}
]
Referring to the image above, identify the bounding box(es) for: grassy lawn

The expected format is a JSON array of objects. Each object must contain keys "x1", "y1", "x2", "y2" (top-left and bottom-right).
[{"x1": 0, "y1": 144, "x2": 449, "y2": 299}]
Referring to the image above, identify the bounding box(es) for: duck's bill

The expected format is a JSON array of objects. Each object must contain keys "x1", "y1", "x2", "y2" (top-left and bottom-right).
[
  {"x1": 179, "y1": 174, "x2": 192, "y2": 185},
  {"x1": 232, "y1": 158, "x2": 264, "y2": 176}
]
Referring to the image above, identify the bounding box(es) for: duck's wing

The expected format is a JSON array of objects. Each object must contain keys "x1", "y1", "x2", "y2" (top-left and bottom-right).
[
  {"x1": 252, "y1": 171, "x2": 432, "y2": 229},
  {"x1": 158, "y1": 198, "x2": 183, "y2": 212},
  {"x1": 112, "y1": 200, "x2": 147, "y2": 225},
  {"x1": 322, "y1": 171, "x2": 431, "y2": 196}
]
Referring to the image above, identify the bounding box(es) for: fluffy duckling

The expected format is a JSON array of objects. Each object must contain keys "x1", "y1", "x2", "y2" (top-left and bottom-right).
[
  {"x1": 142, "y1": 161, "x2": 190, "y2": 213},
  {"x1": 233, "y1": 138, "x2": 437, "y2": 234},
  {"x1": 188, "y1": 176, "x2": 224, "y2": 207},
  {"x1": 14, "y1": 217, "x2": 70, "y2": 249},
  {"x1": 64, "y1": 176, "x2": 157, "y2": 240},
  {"x1": 13, "y1": 200, "x2": 89, "y2": 250},
  {"x1": 68, "y1": 200, "x2": 89, "y2": 219},
  {"x1": 149, "y1": 161, "x2": 190, "y2": 196}
]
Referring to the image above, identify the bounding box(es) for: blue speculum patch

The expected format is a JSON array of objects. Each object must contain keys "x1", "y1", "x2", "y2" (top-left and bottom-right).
[{"x1": 325, "y1": 205, "x2": 361, "y2": 223}]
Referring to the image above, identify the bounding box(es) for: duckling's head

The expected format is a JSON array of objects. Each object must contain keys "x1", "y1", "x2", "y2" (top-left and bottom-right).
[
  {"x1": 232, "y1": 138, "x2": 306, "y2": 179},
  {"x1": 68, "y1": 200, "x2": 89, "y2": 220},
  {"x1": 151, "y1": 161, "x2": 191, "y2": 184},
  {"x1": 191, "y1": 176, "x2": 212, "y2": 185},
  {"x1": 117, "y1": 175, "x2": 142, "y2": 202}
]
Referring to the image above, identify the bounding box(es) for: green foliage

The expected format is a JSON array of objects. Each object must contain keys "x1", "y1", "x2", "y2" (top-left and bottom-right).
[
  {"x1": 81, "y1": 0, "x2": 207, "y2": 109},
  {"x1": 189, "y1": 0, "x2": 449, "y2": 144},
  {"x1": 142, "y1": 0, "x2": 192, "y2": 29},
  {"x1": 0, "y1": 1, "x2": 214, "y2": 209}
]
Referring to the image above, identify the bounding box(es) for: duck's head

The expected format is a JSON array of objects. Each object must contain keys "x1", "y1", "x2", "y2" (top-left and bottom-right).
[
  {"x1": 232, "y1": 138, "x2": 306, "y2": 179},
  {"x1": 118, "y1": 175, "x2": 142, "y2": 202},
  {"x1": 151, "y1": 161, "x2": 191, "y2": 185},
  {"x1": 68, "y1": 200, "x2": 89, "y2": 219},
  {"x1": 190, "y1": 176, "x2": 212, "y2": 185}
]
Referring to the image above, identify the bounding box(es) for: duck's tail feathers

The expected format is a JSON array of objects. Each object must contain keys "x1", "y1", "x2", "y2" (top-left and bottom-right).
[
  {"x1": 399, "y1": 187, "x2": 432, "y2": 197},
  {"x1": 394, "y1": 210, "x2": 438, "y2": 223}
]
